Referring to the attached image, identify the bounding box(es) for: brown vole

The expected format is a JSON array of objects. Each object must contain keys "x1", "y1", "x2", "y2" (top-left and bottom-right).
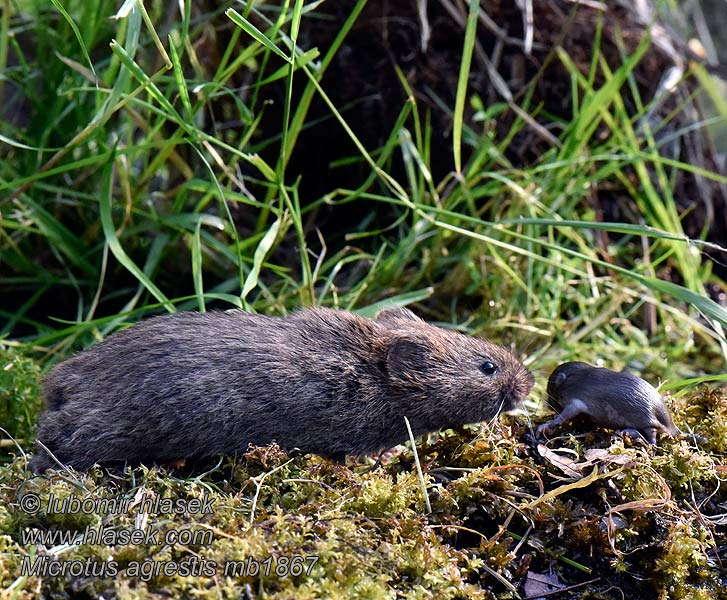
[
  {"x1": 30, "y1": 307, "x2": 535, "y2": 472},
  {"x1": 536, "y1": 361, "x2": 681, "y2": 444}
]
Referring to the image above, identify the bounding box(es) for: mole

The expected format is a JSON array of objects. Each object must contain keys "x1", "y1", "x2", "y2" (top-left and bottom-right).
[{"x1": 536, "y1": 361, "x2": 683, "y2": 444}]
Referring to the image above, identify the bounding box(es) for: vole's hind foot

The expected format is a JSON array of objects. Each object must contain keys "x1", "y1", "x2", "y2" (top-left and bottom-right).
[
  {"x1": 29, "y1": 449, "x2": 72, "y2": 473},
  {"x1": 29, "y1": 453, "x2": 52, "y2": 474}
]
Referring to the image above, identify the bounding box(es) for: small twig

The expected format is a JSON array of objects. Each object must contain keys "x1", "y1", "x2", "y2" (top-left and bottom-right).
[
  {"x1": 515, "y1": 0, "x2": 533, "y2": 55},
  {"x1": 416, "y1": 0, "x2": 431, "y2": 53},
  {"x1": 512, "y1": 524, "x2": 533, "y2": 556},
  {"x1": 0, "y1": 426, "x2": 26, "y2": 459},
  {"x1": 248, "y1": 458, "x2": 294, "y2": 523},
  {"x1": 282, "y1": 478, "x2": 338, "y2": 493}
]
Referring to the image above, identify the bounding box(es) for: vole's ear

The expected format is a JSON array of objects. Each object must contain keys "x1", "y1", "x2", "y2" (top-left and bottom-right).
[
  {"x1": 385, "y1": 335, "x2": 431, "y2": 380},
  {"x1": 375, "y1": 307, "x2": 424, "y2": 325}
]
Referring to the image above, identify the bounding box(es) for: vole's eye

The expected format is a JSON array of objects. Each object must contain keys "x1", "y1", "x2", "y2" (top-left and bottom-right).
[{"x1": 480, "y1": 361, "x2": 499, "y2": 376}]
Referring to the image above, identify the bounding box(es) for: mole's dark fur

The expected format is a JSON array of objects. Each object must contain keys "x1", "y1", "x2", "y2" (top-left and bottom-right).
[
  {"x1": 536, "y1": 361, "x2": 681, "y2": 444},
  {"x1": 31, "y1": 307, "x2": 535, "y2": 472}
]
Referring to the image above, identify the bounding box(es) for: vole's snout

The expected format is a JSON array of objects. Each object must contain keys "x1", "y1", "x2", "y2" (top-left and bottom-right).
[
  {"x1": 516, "y1": 369, "x2": 536, "y2": 400},
  {"x1": 499, "y1": 390, "x2": 519, "y2": 413},
  {"x1": 523, "y1": 370, "x2": 536, "y2": 394},
  {"x1": 499, "y1": 368, "x2": 535, "y2": 411}
]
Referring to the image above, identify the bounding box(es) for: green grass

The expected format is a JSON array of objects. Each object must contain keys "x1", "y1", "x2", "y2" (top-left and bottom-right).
[
  {"x1": 1, "y1": 0, "x2": 726, "y2": 361},
  {"x1": 1, "y1": 0, "x2": 727, "y2": 598}
]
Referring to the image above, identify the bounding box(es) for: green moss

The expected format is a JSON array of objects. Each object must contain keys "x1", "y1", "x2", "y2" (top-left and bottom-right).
[
  {"x1": 341, "y1": 472, "x2": 422, "y2": 517},
  {"x1": 2, "y1": 383, "x2": 727, "y2": 598},
  {"x1": 654, "y1": 522, "x2": 715, "y2": 600},
  {"x1": 675, "y1": 387, "x2": 727, "y2": 453}
]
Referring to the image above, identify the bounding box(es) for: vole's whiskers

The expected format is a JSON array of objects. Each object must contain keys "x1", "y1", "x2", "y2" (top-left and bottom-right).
[
  {"x1": 520, "y1": 406, "x2": 537, "y2": 439},
  {"x1": 513, "y1": 334, "x2": 542, "y2": 358}
]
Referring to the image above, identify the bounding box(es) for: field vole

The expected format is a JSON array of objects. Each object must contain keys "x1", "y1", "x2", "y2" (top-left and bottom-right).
[
  {"x1": 31, "y1": 307, "x2": 535, "y2": 472},
  {"x1": 536, "y1": 361, "x2": 681, "y2": 444}
]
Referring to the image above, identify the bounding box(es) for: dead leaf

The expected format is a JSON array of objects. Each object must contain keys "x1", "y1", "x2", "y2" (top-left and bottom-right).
[
  {"x1": 523, "y1": 570, "x2": 564, "y2": 599},
  {"x1": 537, "y1": 444, "x2": 582, "y2": 478}
]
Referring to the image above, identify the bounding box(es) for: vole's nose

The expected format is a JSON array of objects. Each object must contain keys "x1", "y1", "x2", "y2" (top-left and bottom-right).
[
  {"x1": 500, "y1": 372, "x2": 533, "y2": 411},
  {"x1": 520, "y1": 370, "x2": 536, "y2": 396}
]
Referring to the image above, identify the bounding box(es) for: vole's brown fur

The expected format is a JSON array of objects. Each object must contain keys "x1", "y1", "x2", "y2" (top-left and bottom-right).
[
  {"x1": 536, "y1": 361, "x2": 681, "y2": 444},
  {"x1": 31, "y1": 307, "x2": 534, "y2": 472}
]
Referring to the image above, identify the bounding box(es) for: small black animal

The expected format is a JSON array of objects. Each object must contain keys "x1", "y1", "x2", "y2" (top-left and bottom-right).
[
  {"x1": 536, "y1": 361, "x2": 682, "y2": 444},
  {"x1": 31, "y1": 307, "x2": 535, "y2": 471}
]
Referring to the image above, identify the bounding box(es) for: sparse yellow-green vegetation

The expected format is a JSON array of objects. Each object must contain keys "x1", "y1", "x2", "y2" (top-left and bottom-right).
[
  {"x1": 2, "y1": 0, "x2": 727, "y2": 597},
  {"x1": 3, "y1": 388, "x2": 727, "y2": 599}
]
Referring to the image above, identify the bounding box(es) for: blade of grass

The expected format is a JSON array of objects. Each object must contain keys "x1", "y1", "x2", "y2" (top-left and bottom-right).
[
  {"x1": 49, "y1": 0, "x2": 98, "y2": 83},
  {"x1": 192, "y1": 219, "x2": 205, "y2": 312},
  {"x1": 279, "y1": 0, "x2": 306, "y2": 174},
  {"x1": 16, "y1": 198, "x2": 97, "y2": 276},
  {"x1": 190, "y1": 145, "x2": 246, "y2": 293},
  {"x1": 281, "y1": 184, "x2": 315, "y2": 305},
  {"x1": 110, "y1": 40, "x2": 179, "y2": 118},
  {"x1": 0, "y1": 0, "x2": 10, "y2": 104},
  {"x1": 225, "y1": 9, "x2": 291, "y2": 63},
  {"x1": 661, "y1": 373, "x2": 727, "y2": 391},
  {"x1": 254, "y1": 48, "x2": 319, "y2": 88},
  {"x1": 453, "y1": 0, "x2": 479, "y2": 176},
  {"x1": 135, "y1": 0, "x2": 171, "y2": 68},
  {"x1": 355, "y1": 288, "x2": 435, "y2": 318},
  {"x1": 241, "y1": 217, "x2": 282, "y2": 306},
  {"x1": 168, "y1": 33, "x2": 193, "y2": 122},
  {"x1": 100, "y1": 157, "x2": 175, "y2": 313}
]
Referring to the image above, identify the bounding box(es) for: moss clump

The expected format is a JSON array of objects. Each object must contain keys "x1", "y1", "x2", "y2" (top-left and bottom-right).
[
  {"x1": 673, "y1": 386, "x2": 727, "y2": 453},
  {"x1": 654, "y1": 521, "x2": 716, "y2": 600},
  {"x1": 341, "y1": 471, "x2": 423, "y2": 517},
  {"x1": 650, "y1": 441, "x2": 717, "y2": 495}
]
